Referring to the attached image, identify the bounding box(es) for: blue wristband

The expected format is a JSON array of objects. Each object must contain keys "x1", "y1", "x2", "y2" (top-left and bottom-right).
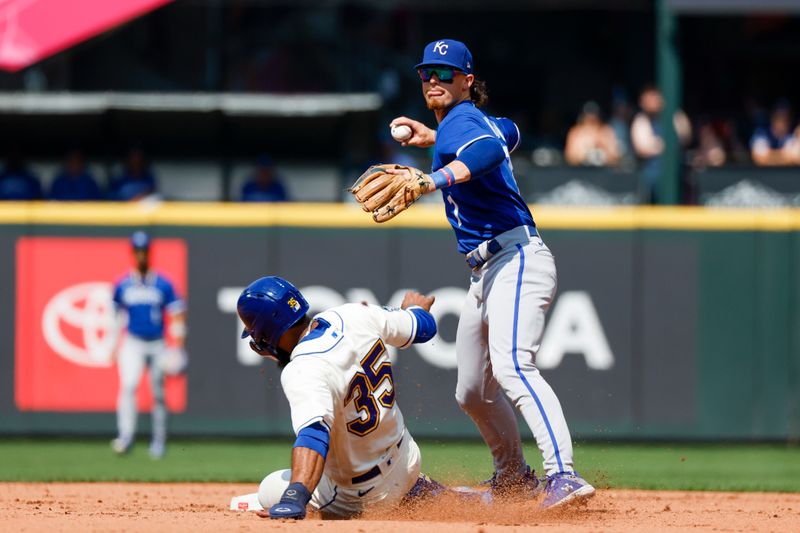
[
  {"x1": 269, "y1": 482, "x2": 311, "y2": 519},
  {"x1": 430, "y1": 167, "x2": 455, "y2": 189},
  {"x1": 281, "y1": 482, "x2": 312, "y2": 507},
  {"x1": 408, "y1": 307, "x2": 437, "y2": 344}
]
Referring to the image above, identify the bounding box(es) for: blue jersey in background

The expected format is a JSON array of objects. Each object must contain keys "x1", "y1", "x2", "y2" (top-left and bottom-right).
[
  {"x1": 113, "y1": 271, "x2": 183, "y2": 340},
  {"x1": 431, "y1": 100, "x2": 534, "y2": 254}
]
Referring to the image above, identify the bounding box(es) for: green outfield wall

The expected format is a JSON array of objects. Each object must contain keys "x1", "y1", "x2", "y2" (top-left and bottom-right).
[{"x1": 0, "y1": 203, "x2": 798, "y2": 440}]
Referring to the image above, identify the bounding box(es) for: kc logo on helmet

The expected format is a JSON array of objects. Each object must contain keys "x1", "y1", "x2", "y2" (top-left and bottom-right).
[
  {"x1": 15, "y1": 236, "x2": 188, "y2": 412},
  {"x1": 433, "y1": 41, "x2": 448, "y2": 55}
]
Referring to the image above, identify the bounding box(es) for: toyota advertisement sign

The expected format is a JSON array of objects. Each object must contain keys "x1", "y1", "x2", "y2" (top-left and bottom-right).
[{"x1": 0, "y1": 225, "x2": 706, "y2": 439}]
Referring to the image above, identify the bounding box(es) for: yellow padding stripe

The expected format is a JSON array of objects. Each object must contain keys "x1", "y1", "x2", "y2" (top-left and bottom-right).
[{"x1": 1, "y1": 202, "x2": 800, "y2": 231}]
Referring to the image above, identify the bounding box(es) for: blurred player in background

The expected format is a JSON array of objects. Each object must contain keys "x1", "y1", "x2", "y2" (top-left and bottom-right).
[
  {"x1": 237, "y1": 276, "x2": 475, "y2": 519},
  {"x1": 110, "y1": 231, "x2": 186, "y2": 459},
  {"x1": 386, "y1": 39, "x2": 595, "y2": 508}
]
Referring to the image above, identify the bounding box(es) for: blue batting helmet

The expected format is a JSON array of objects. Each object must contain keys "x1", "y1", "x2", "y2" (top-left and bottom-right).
[
  {"x1": 237, "y1": 276, "x2": 309, "y2": 358},
  {"x1": 130, "y1": 231, "x2": 150, "y2": 250}
]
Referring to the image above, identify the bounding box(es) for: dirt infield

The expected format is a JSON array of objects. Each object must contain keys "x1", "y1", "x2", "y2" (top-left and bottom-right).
[{"x1": 2, "y1": 482, "x2": 798, "y2": 532}]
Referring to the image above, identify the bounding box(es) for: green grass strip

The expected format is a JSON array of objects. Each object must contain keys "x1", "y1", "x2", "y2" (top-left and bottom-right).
[{"x1": 1, "y1": 439, "x2": 798, "y2": 492}]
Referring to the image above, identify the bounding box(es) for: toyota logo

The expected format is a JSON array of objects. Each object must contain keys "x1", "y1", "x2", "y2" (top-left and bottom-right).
[{"x1": 41, "y1": 282, "x2": 116, "y2": 367}]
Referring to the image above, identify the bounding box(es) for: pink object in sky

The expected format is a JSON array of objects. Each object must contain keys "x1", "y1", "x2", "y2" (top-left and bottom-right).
[{"x1": 0, "y1": 0, "x2": 174, "y2": 72}]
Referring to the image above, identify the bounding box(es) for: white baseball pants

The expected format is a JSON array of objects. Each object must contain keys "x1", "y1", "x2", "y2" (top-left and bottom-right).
[
  {"x1": 258, "y1": 433, "x2": 421, "y2": 517},
  {"x1": 116, "y1": 336, "x2": 167, "y2": 447}
]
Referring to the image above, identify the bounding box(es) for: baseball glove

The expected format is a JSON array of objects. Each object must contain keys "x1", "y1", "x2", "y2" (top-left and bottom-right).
[
  {"x1": 160, "y1": 347, "x2": 188, "y2": 376},
  {"x1": 349, "y1": 164, "x2": 434, "y2": 223}
]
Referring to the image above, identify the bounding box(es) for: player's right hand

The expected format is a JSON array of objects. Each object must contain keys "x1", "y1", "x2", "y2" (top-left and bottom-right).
[
  {"x1": 267, "y1": 482, "x2": 311, "y2": 520},
  {"x1": 390, "y1": 116, "x2": 436, "y2": 148},
  {"x1": 401, "y1": 291, "x2": 435, "y2": 312},
  {"x1": 268, "y1": 500, "x2": 306, "y2": 520}
]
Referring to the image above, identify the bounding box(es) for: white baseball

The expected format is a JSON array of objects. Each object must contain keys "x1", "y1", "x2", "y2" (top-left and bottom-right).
[{"x1": 391, "y1": 124, "x2": 413, "y2": 142}]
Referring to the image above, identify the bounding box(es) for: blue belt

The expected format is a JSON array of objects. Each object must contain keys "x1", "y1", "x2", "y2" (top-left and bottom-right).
[{"x1": 465, "y1": 225, "x2": 538, "y2": 269}]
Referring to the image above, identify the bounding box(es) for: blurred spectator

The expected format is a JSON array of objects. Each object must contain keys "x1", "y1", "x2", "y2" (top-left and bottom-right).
[
  {"x1": 564, "y1": 101, "x2": 620, "y2": 166},
  {"x1": 110, "y1": 148, "x2": 157, "y2": 201},
  {"x1": 750, "y1": 101, "x2": 800, "y2": 166},
  {"x1": 0, "y1": 151, "x2": 42, "y2": 200},
  {"x1": 719, "y1": 119, "x2": 749, "y2": 165},
  {"x1": 691, "y1": 122, "x2": 727, "y2": 168},
  {"x1": 240, "y1": 155, "x2": 289, "y2": 202},
  {"x1": 49, "y1": 150, "x2": 102, "y2": 201},
  {"x1": 631, "y1": 85, "x2": 692, "y2": 202},
  {"x1": 609, "y1": 97, "x2": 633, "y2": 160}
]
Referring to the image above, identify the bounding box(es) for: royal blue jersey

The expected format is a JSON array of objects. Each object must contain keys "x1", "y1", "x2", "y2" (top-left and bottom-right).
[
  {"x1": 432, "y1": 100, "x2": 534, "y2": 254},
  {"x1": 113, "y1": 271, "x2": 183, "y2": 340}
]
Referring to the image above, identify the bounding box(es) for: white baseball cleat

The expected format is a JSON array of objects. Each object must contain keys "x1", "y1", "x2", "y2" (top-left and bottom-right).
[
  {"x1": 111, "y1": 437, "x2": 132, "y2": 455},
  {"x1": 149, "y1": 441, "x2": 165, "y2": 460},
  {"x1": 540, "y1": 472, "x2": 595, "y2": 509}
]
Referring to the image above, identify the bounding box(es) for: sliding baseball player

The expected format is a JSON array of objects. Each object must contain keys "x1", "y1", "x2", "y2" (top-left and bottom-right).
[{"x1": 237, "y1": 276, "x2": 468, "y2": 518}]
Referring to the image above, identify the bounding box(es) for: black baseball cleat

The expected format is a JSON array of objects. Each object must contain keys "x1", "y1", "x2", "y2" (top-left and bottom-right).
[
  {"x1": 404, "y1": 474, "x2": 492, "y2": 505},
  {"x1": 481, "y1": 465, "x2": 542, "y2": 498}
]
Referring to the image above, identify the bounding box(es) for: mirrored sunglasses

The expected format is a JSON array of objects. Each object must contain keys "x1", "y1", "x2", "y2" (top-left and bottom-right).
[{"x1": 418, "y1": 67, "x2": 459, "y2": 83}]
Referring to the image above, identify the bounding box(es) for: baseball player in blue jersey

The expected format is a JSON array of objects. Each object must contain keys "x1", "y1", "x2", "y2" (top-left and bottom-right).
[
  {"x1": 110, "y1": 231, "x2": 186, "y2": 459},
  {"x1": 236, "y1": 276, "x2": 483, "y2": 519},
  {"x1": 350, "y1": 39, "x2": 594, "y2": 508}
]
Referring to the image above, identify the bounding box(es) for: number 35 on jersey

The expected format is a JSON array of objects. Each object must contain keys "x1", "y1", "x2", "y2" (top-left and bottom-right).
[{"x1": 344, "y1": 339, "x2": 395, "y2": 437}]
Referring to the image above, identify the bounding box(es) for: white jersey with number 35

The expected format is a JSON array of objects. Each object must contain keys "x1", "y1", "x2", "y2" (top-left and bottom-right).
[{"x1": 280, "y1": 303, "x2": 421, "y2": 486}]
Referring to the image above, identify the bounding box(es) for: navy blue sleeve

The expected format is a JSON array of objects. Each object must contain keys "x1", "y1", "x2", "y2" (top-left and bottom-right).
[
  {"x1": 456, "y1": 137, "x2": 506, "y2": 178},
  {"x1": 293, "y1": 421, "x2": 330, "y2": 459},
  {"x1": 408, "y1": 307, "x2": 437, "y2": 344}
]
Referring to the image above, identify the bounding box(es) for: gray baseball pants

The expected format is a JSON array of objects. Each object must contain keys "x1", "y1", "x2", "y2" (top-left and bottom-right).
[{"x1": 455, "y1": 225, "x2": 574, "y2": 479}]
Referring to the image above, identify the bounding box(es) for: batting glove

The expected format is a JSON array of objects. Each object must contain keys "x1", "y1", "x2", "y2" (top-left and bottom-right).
[{"x1": 268, "y1": 482, "x2": 311, "y2": 520}]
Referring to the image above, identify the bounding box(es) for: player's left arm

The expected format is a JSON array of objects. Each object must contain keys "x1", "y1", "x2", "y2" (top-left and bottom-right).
[
  {"x1": 162, "y1": 278, "x2": 187, "y2": 348},
  {"x1": 425, "y1": 116, "x2": 511, "y2": 190},
  {"x1": 429, "y1": 137, "x2": 506, "y2": 188},
  {"x1": 374, "y1": 291, "x2": 437, "y2": 349},
  {"x1": 350, "y1": 114, "x2": 508, "y2": 222},
  {"x1": 168, "y1": 310, "x2": 187, "y2": 349}
]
